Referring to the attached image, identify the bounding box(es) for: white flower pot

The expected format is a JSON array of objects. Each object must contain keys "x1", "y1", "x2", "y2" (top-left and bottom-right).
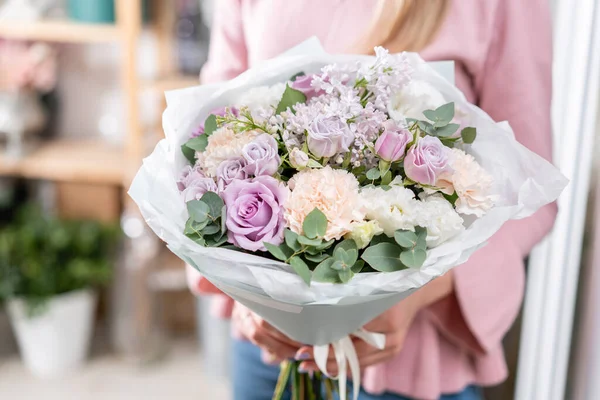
[{"x1": 7, "y1": 289, "x2": 97, "y2": 378}]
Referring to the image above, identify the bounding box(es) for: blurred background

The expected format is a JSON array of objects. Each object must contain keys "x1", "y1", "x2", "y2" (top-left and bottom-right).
[{"x1": 0, "y1": 1, "x2": 598, "y2": 400}]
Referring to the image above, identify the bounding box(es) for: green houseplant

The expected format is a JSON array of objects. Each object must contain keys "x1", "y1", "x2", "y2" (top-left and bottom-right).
[{"x1": 0, "y1": 205, "x2": 120, "y2": 377}]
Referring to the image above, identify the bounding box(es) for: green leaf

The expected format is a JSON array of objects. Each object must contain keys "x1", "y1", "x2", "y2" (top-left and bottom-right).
[
  {"x1": 400, "y1": 248, "x2": 427, "y2": 268},
  {"x1": 290, "y1": 71, "x2": 306, "y2": 81},
  {"x1": 338, "y1": 269, "x2": 354, "y2": 283},
  {"x1": 334, "y1": 240, "x2": 358, "y2": 266},
  {"x1": 202, "y1": 224, "x2": 220, "y2": 235},
  {"x1": 276, "y1": 84, "x2": 307, "y2": 115},
  {"x1": 204, "y1": 114, "x2": 218, "y2": 136},
  {"x1": 306, "y1": 159, "x2": 323, "y2": 168},
  {"x1": 424, "y1": 102, "x2": 455, "y2": 126},
  {"x1": 381, "y1": 170, "x2": 392, "y2": 185},
  {"x1": 361, "y1": 242, "x2": 407, "y2": 272},
  {"x1": 181, "y1": 143, "x2": 196, "y2": 164},
  {"x1": 304, "y1": 253, "x2": 330, "y2": 263},
  {"x1": 186, "y1": 200, "x2": 210, "y2": 223},
  {"x1": 434, "y1": 123, "x2": 460, "y2": 138},
  {"x1": 290, "y1": 256, "x2": 312, "y2": 286},
  {"x1": 184, "y1": 135, "x2": 209, "y2": 152},
  {"x1": 351, "y1": 260, "x2": 365, "y2": 273},
  {"x1": 220, "y1": 205, "x2": 227, "y2": 234},
  {"x1": 302, "y1": 208, "x2": 327, "y2": 239},
  {"x1": 366, "y1": 168, "x2": 381, "y2": 180},
  {"x1": 298, "y1": 235, "x2": 322, "y2": 247},
  {"x1": 284, "y1": 230, "x2": 301, "y2": 251},
  {"x1": 184, "y1": 218, "x2": 209, "y2": 235},
  {"x1": 394, "y1": 230, "x2": 417, "y2": 248},
  {"x1": 422, "y1": 109, "x2": 438, "y2": 122},
  {"x1": 188, "y1": 235, "x2": 206, "y2": 246},
  {"x1": 461, "y1": 127, "x2": 477, "y2": 144},
  {"x1": 415, "y1": 226, "x2": 428, "y2": 250},
  {"x1": 417, "y1": 120, "x2": 435, "y2": 135},
  {"x1": 442, "y1": 191, "x2": 459, "y2": 206},
  {"x1": 370, "y1": 234, "x2": 395, "y2": 246},
  {"x1": 316, "y1": 239, "x2": 335, "y2": 251},
  {"x1": 264, "y1": 242, "x2": 293, "y2": 262},
  {"x1": 331, "y1": 260, "x2": 345, "y2": 271},
  {"x1": 200, "y1": 191, "x2": 224, "y2": 218},
  {"x1": 312, "y1": 259, "x2": 340, "y2": 283}
]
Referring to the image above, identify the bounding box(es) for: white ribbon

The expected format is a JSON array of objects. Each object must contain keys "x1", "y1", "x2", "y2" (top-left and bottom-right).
[{"x1": 313, "y1": 329, "x2": 386, "y2": 400}]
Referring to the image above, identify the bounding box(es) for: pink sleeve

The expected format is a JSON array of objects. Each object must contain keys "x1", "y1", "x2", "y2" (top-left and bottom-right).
[
  {"x1": 200, "y1": 0, "x2": 248, "y2": 83},
  {"x1": 426, "y1": 0, "x2": 558, "y2": 354},
  {"x1": 185, "y1": 0, "x2": 248, "y2": 317}
]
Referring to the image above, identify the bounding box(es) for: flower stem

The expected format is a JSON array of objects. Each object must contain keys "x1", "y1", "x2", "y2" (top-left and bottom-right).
[{"x1": 272, "y1": 361, "x2": 293, "y2": 400}]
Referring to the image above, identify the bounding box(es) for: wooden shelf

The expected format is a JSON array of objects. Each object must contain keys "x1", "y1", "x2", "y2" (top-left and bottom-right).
[
  {"x1": 0, "y1": 139, "x2": 124, "y2": 184},
  {"x1": 141, "y1": 75, "x2": 200, "y2": 92},
  {"x1": 0, "y1": 20, "x2": 121, "y2": 43}
]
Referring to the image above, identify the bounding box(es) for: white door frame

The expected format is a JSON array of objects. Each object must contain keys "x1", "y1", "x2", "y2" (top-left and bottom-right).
[{"x1": 515, "y1": 0, "x2": 600, "y2": 399}]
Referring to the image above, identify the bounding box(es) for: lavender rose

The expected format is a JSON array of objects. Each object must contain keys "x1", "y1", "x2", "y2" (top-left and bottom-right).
[
  {"x1": 242, "y1": 134, "x2": 281, "y2": 176},
  {"x1": 374, "y1": 121, "x2": 412, "y2": 162},
  {"x1": 182, "y1": 177, "x2": 218, "y2": 203},
  {"x1": 177, "y1": 165, "x2": 205, "y2": 191},
  {"x1": 221, "y1": 176, "x2": 289, "y2": 251},
  {"x1": 291, "y1": 74, "x2": 321, "y2": 99},
  {"x1": 307, "y1": 116, "x2": 355, "y2": 158},
  {"x1": 404, "y1": 136, "x2": 451, "y2": 185},
  {"x1": 217, "y1": 157, "x2": 248, "y2": 190}
]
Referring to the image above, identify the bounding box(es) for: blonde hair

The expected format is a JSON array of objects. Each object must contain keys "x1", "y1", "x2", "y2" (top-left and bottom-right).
[{"x1": 354, "y1": 0, "x2": 450, "y2": 54}]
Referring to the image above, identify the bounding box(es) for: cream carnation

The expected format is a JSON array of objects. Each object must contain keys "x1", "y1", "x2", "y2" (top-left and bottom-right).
[
  {"x1": 387, "y1": 80, "x2": 445, "y2": 121},
  {"x1": 360, "y1": 186, "x2": 420, "y2": 236},
  {"x1": 345, "y1": 220, "x2": 384, "y2": 249},
  {"x1": 449, "y1": 148, "x2": 495, "y2": 217},
  {"x1": 416, "y1": 194, "x2": 464, "y2": 247},
  {"x1": 196, "y1": 127, "x2": 258, "y2": 176},
  {"x1": 284, "y1": 166, "x2": 365, "y2": 240},
  {"x1": 237, "y1": 83, "x2": 286, "y2": 111}
]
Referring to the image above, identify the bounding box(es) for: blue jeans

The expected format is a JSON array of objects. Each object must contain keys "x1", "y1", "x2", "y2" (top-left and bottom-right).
[{"x1": 232, "y1": 339, "x2": 482, "y2": 400}]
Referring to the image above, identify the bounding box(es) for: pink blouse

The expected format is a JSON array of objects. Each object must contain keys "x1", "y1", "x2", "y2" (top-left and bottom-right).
[{"x1": 189, "y1": 0, "x2": 557, "y2": 398}]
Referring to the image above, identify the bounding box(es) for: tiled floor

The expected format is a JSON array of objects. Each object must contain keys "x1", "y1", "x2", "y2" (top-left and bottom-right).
[{"x1": 0, "y1": 340, "x2": 231, "y2": 400}]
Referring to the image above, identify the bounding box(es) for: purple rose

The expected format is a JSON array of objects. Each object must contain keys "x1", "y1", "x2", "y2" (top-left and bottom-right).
[
  {"x1": 222, "y1": 176, "x2": 289, "y2": 252},
  {"x1": 404, "y1": 136, "x2": 451, "y2": 185},
  {"x1": 217, "y1": 157, "x2": 248, "y2": 190},
  {"x1": 242, "y1": 134, "x2": 281, "y2": 176},
  {"x1": 190, "y1": 106, "x2": 239, "y2": 138},
  {"x1": 291, "y1": 74, "x2": 321, "y2": 99},
  {"x1": 375, "y1": 121, "x2": 412, "y2": 162},
  {"x1": 306, "y1": 116, "x2": 355, "y2": 158},
  {"x1": 177, "y1": 165, "x2": 205, "y2": 191}
]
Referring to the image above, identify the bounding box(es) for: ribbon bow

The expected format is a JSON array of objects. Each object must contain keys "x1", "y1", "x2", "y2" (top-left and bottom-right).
[{"x1": 313, "y1": 329, "x2": 386, "y2": 400}]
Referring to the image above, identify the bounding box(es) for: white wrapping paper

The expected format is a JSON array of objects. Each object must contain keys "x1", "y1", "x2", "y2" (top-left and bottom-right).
[{"x1": 129, "y1": 38, "x2": 567, "y2": 345}]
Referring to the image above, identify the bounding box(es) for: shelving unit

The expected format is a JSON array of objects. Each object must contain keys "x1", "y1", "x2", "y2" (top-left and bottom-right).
[{"x1": 0, "y1": 20, "x2": 121, "y2": 43}]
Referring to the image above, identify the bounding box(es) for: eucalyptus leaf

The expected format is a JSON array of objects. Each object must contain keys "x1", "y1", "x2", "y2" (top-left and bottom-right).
[
  {"x1": 334, "y1": 240, "x2": 358, "y2": 266},
  {"x1": 370, "y1": 234, "x2": 395, "y2": 246},
  {"x1": 424, "y1": 102, "x2": 454, "y2": 125},
  {"x1": 184, "y1": 135, "x2": 209, "y2": 152},
  {"x1": 220, "y1": 205, "x2": 227, "y2": 234},
  {"x1": 188, "y1": 235, "x2": 206, "y2": 246},
  {"x1": 316, "y1": 239, "x2": 335, "y2": 251},
  {"x1": 200, "y1": 191, "x2": 224, "y2": 219},
  {"x1": 204, "y1": 114, "x2": 218, "y2": 136},
  {"x1": 351, "y1": 260, "x2": 365, "y2": 273},
  {"x1": 184, "y1": 218, "x2": 209, "y2": 235},
  {"x1": 186, "y1": 200, "x2": 210, "y2": 223},
  {"x1": 181, "y1": 144, "x2": 196, "y2": 164},
  {"x1": 400, "y1": 248, "x2": 427, "y2": 268},
  {"x1": 366, "y1": 168, "x2": 381, "y2": 180},
  {"x1": 302, "y1": 208, "x2": 327, "y2": 239},
  {"x1": 312, "y1": 259, "x2": 340, "y2": 283},
  {"x1": 417, "y1": 120, "x2": 435, "y2": 135},
  {"x1": 461, "y1": 127, "x2": 477, "y2": 144},
  {"x1": 394, "y1": 230, "x2": 417, "y2": 248},
  {"x1": 361, "y1": 242, "x2": 406, "y2": 272},
  {"x1": 264, "y1": 242, "x2": 293, "y2": 262},
  {"x1": 201, "y1": 224, "x2": 221, "y2": 235},
  {"x1": 338, "y1": 269, "x2": 354, "y2": 284},
  {"x1": 415, "y1": 226, "x2": 428, "y2": 250},
  {"x1": 276, "y1": 84, "x2": 307, "y2": 115},
  {"x1": 284, "y1": 230, "x2": 301, "y2": 251},
  {"x1": 331, "y1": 260, "x2": 345, "y2": 271},
  {"x1": 434, "y1": 123, "x2": 460, "y2": 138},
  {"x1": 298, "y1": 235, "x2": 322, "y2": 247},
  {"x1": 289, "y1": 256, "x2": 312, "y2": 286},
  {"x1": 304, "y1": 253, "x2": 330, "y2": 263}
]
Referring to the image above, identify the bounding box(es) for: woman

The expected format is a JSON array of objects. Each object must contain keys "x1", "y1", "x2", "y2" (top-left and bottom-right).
[{"x1": 189, "y1": 0, "x2": 557, "y2": 399}]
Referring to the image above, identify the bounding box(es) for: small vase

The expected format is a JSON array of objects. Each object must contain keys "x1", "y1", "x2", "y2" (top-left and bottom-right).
[{"x1": 7, "y1": 289, "x2": 97, "y2": 378}]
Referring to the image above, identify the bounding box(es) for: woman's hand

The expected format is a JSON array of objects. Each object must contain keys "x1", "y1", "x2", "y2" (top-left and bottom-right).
[{"x1": 233, "y1": 303, "x2": 303, "y2": 363}]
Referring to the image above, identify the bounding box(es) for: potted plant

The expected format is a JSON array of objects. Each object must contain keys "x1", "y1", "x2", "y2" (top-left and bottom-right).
[{"x1": 0, "y1": 206, "x2": 119, "y2": 378}]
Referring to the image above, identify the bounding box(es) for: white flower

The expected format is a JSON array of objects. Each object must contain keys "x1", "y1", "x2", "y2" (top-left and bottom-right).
[
  {"x1": 196, "y1": 127, "x2": 258, "y2": 176},
  {"x1": 237, "y1": 83, "x2": 286, "y2": 111},
  {"x1": 289, "y1": 147, "x2": 309, "y2": 169},
  {"x1": 417, "y1": 194, "x2": 464, "y2": 247},
  {"x1": 449, "y1": 148, "x2": 495, "y2": 217},
  {"x1": 387, "y1": 80, "x2": 445, "y2": 121},
  {"x1": 360, "y1": 186, "x2": 420, "y2": 236},
  {"x1": 345, "y1": 220, "x2": 384, "y2": 249}
]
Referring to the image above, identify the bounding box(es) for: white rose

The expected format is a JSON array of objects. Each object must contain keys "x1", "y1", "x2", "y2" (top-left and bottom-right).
[
  {"x1": 449, "y1": 148, "x2": 495, "y2": 217},
  {"x1": 289, "y1": 147, "x2": 309, "y2": 169},
  {"x1": 345, "y1": 220, "x2": 384, "y2": 249},
  {"x1": 360, "y1": 186, "x2": 420, "y2": 236},
  {"x1": 387, "y1": 80, "x2": 446, "y2": 121},
  {"x1": 417, "y1": 194, "x2": 464, "y2": 247},
  {"x1": 237, "y1": 83, "x2": 287, "y2": 111}
]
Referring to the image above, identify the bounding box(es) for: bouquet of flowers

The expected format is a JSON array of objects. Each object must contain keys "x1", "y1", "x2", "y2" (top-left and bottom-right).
[{"x1": 130, "y1": 39, "x2": 566, "y2": 400}]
